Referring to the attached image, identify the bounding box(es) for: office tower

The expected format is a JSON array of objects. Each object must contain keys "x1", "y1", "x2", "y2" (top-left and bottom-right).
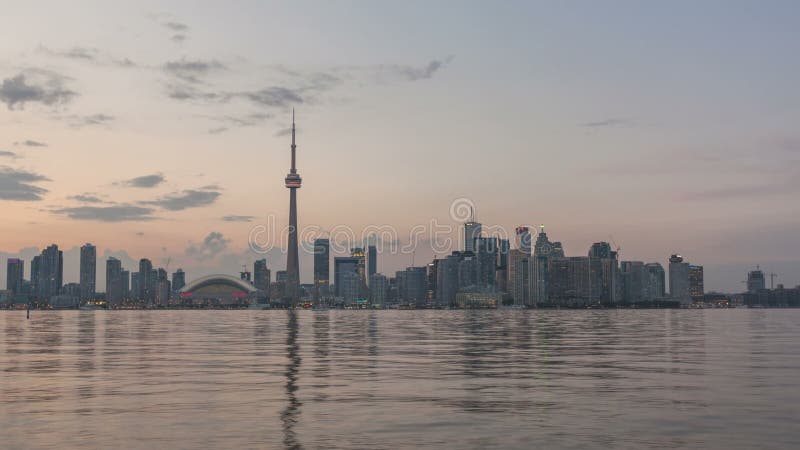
[
  {"x1": 550, "y1": 242, "x2": 565, "y2": 258},
  {"x1": 496, "y1": 238, "x2": 510, "y2": 292},
  {"x1": 106, "y1": 257, "x2": 124, "y2": 305},
  {"x1": 588, "y1": 242, "x2": 619, "y2": 305},
  {"x1": 464, "y1": 207, "x2": 481, "y2": 252},
  {"x1": 645, "y1": 263, "x2": 666, "y2": 299},
  {"x1": 403, "y1": 267, "x2": 428, "y2": 306},
  {"x1": 368, "y1": 244, "x2": 377, "y2": 283},
  {"x1": 689, "y1": 265, "x2": 704, "y2": 302},
  {"x1": 747, "y1": 267, "x2": 766, "y2": 292},
  {"x1": 436, "y1": 253, "x2": 461, "y2": 306},
  {"x1": 508, "y1": 249, "x2": 530, "y2": 306},
  {"x1": 620, "y1": 261, "x2": 647, "y2": 304},
  {"x1": 252, "y1": 260, "x2": 269, "y2": 292},
  {"x1": 130, "y1": 272, "x2": 140, "y2": 301},
  {"x1": 458, "y1": 252, "x2": 478, "y2": 289},
  {"x1": 369, "y1": 273, "x2": 388, "y2": 306},
  {"x1": 351, "y1": 247, "x2": 368, "y2": 299},
  {"x1": 149, "y1": 269, "x2": 158, "y2": 303},
  {"x1": 138, "y1": 258, "x2": 153, "y2": 303},
  {"x1": 531, "y1": 226, "x2": 553, "y2": 305},
  {"x1": 516, "y1": 226, "x2": 532, "y2": 254},
  {"x1": 284, "y1": 110, "x2": 302, "y2": 303},
  {"x1": 6, "y1": 258, "x2": 24, "y2": 294},
  {"x1": 79, "y1": 243, "x2": 96, "y2": 301},
  {"x1": 38, "y1": 244, "x2": 63, "y2": 300},
  {"x1": 172, "y1": 269, "x2": 186, "y2": 292},
  {"x1": 121, "y1": 270, "x2": 129, "y2": 299},
  {"x1": 668, "y1": 254, "x2": 691, "y2": 305},
  {"x1": 156, "y1": 268, "x2": 170, "y2": 306},
  {"x1": 427, "y1": 259, "x2": 439, "y2": 302},
  {"x1": 31, "y1": 255, "x2": 41, "y2": 298},
  {"x1": 240, "y1": 270, "x2": 251, "y2": 282},
  {"x1": 334, "y1": 257, "x2": 360, "y2": 301},
  {"x1": 62, "y1": 283, "x2": 81, "y2": 298},
  {"x1": 474, "y1": 237, "x2": 498, "y2": 288},
  {"x1": 548, "y1": 256, "x2": 592, "y2": 306},
  {"x1": 312, "y1": 239, "x2": 329, "y2": 299}
]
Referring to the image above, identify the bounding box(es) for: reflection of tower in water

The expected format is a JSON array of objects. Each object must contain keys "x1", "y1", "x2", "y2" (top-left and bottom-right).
[{"x1": 281, "y1": 310, "x2": 302, "y2": 450}]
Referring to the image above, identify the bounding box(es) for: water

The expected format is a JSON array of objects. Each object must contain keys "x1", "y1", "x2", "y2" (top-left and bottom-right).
[{"x1": 1, "y1": 309, "x2": 799, "y2": 449}]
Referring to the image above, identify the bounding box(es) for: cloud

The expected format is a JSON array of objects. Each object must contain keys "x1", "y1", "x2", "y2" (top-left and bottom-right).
[
  {"x1": 52, "y1": 204, "x2": 157, "y2": 222},
  {"x1": 186, "y1": 231, "x2": 230, "y2": 260},
  {"x1": 240, "y1": 86, "x2": 303, "y2": 108},
  {"x1": 38, "y1": 45, "x2": 98, "y2": 61},
  {"x1": 164, "y1": 21, "x2": 189, "y2": 32},
  {"x1": 385, "y1": 57, "x2": 453, "y2": 81},
  {"x1": 0, "y1": 166, "x2": 50, "y2": 200},
  {"x1": 163, "y1": 58, "x2": 226, "y2": 83},
  {"x1": 0, "y1": 69, "x2": 78, "y2": 110},
  {"x1": 68, "y1": 193, "x2": 104, "y2": 203},
  {"x1": 15, "y1": 140, "x2": 47, "y2": 147},
  {"x1": 171, "y1": 34, "x2": 187, "y2": 43},
  {"x1": 69, "y1": 113, "x2": 114, "y2": 127},
  {"x1": 580, "y1": 118, "x2": 631, "y2": 128},
  {"x1": 0, "y1": 151, "x2": 18, "y2": 159},
  {"x1": 143, "y1": 187, "x2": 221, "y2": 211},
  {"x1": 222, "y1": 215, "x2": 255, "y2": 222},
  {"x1": 117, "y1": 173, "x2": 165, "y2": 188},
  {"x1": 676, "y1": 184, "x2": 797, "y2": 202},
  {"x1": 208, "y1": 127, "x2": 228, "y2": 134}
]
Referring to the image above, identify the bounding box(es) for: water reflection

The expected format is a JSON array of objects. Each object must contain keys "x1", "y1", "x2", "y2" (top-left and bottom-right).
[{"x1": 281, "y1": 310, "x2": 302, "y2": 450}]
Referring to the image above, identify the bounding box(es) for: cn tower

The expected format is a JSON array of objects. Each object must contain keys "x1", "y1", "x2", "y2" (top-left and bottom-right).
[{"x1": 284, "y1": 110, "x2": 302, "y2": 304}]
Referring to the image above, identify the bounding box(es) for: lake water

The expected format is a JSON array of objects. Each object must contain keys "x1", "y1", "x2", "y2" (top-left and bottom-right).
[{"x1": 1, "y1": 309, "x2": 799, "y2": 449}]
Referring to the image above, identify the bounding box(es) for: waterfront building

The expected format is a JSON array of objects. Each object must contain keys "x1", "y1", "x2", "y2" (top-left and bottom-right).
[{"x1": 79, "y1": 243, "x2": 96, "y2": 301}]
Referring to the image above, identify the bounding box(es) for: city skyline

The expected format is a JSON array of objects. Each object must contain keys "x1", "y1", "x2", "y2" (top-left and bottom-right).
[{"x1": 2, "y1": 2, "x2": 800, "y2": 292}]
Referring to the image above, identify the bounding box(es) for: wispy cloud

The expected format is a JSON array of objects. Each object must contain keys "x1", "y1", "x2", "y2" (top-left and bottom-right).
[
  {"x1": 117, "y1": 173, "x2": 166, "y2": 188},
  {"x1": 0, "y1": 69, "x2": 77, "y2": 110},
  {"x1": 14, "y1": 139, "x2": 47, "y2": 147},
  {"x1": 0, "y1": 151, "x2": 18, "y2": 159},
  {"x1": 68, "y1": 193, "x2": 105, "y2": 203},
  {"x1": 0, "y1": 166, "x2": 50, "y2": 200},
  {"x1": 164, "y1": 58, "x2": 226, "y2": 84},
  {"x1": 221, "y1": 215, "x2": 255, "y2": 222},
  {"x1": 580, "y1": 118, "x2": 632, "y2": 128},
  {"x1": 142, "y1": 187, "x2": 221, "y2": 211},
  {"x1": 52, "y1": 204, "x2": 157, "y2": 222}
]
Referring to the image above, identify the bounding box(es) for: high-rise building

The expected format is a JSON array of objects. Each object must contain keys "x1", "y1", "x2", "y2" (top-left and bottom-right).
[
  {"x1": 548, "y1": 256, "x2": 592, "y2": 306},
  {"x1": 79, "y1": 243, "x2": 96, "y2": 301},
  {"x1": 6, "y1": 258, "x2": 24, "y2": 294},
  {"x1": 427, "y1": 259, "x2": 439, "y2": 302},
  {"x1": 284, "y1": 110, "x2": 302, "y2": 304},
  {"x1": 334, "y1": 257, "x2": 360, "y2": 302},
  {"x1": 689, "y1": 265, "x2": 704, "y2": 302},
  {"x1": 620, "y1": 261, "x2": 647, "y2": 304},
  {"x1": 253, "y1": 259, "x2": 270, "y2": 292},
  {"x1": 645, "y1": 263, "x2": 666, "y2": 299},
  {"x1": 496, "y1": 238, "x2": 510, "y2": 292},
  {"x1": 531, "y1": 226, "x2": 553, "y2": 305},
  {"x1": 747, "y1": 267, "x2": 766, "y2": 292},
  {"x1": 369, "y1": 273, "x2": 388, "y2": 306},
  {"x1": 130, "y1": 272, "x2": 140, "y2": 301},
  {"x1": 464, "y1": 207, "x2": 481, "y2": 252},
  {"x1": 312, "y1": 239, "x2": 329, "y2": 299},
  {"x1": 588, "y1": 242, "x2": 619, "y2": 305},
  {"x1": 30, "y1": 255, "x2": 41, "y2": 297},
  {"x1": 669, "y1": 254, "x2": 691, "y2": 305},
  {"x1": 508, "y1": 249, "x2": 530, "y2": 305},
  {"x1": 436, "y1": 254, "x2": 461, "y2": 306},
  {"x1": 172, "y1": 269, "x2": 186, "y2": 292},
  {"x1": 138, "y1": 258, "x2": 153, "y2": 303},
  {"x1": 515, "y1": 226, "x2": 532, "y2": 255},
  {"x1": 351, "y1": 247, "x2": 368, "y2": 299},
  {"x1": 37, "y1": 244, "x2": 63, "y2": 300},
  {"x1": 121, "y1": 270, "x2": 130, "y2": 299},
  {"x1": 368, "y1": 244, "x2": 377, "y2": 282},
  {"x1": 474, "y1": 237, "x2": 498, "y2": 288},
  {"x1": 105, "y1": 257, "x2": 124, "y2": 305},
  {"x1": 402, "y1": 267, "x2": 428, "y2": 306},
  {"x1": 156, "y1": 268, "x2": 170, "y2": 306}
]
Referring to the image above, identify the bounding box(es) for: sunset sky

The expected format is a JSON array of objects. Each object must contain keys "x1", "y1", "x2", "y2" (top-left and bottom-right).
[{"x1": 2, "y1": 1, "x2": 799, "y2": 291}]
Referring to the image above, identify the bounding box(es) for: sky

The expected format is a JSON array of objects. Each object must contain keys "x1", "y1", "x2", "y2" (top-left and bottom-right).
[{"x1": 1, "y1": 1, "x2": 800, "y2": 292}]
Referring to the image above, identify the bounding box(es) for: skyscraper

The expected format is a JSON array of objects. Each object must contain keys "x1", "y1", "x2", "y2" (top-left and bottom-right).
[
  {"x1": 106, "y1": 257, "x2": 124, "y2": 305},
  {"x1": 313, "y1": 239, "x2": 329, "y2": 299},
  {"x1": 474, "y1": 236, "x2": 498, "y2": 288},
  {"x1": 369, "y1": 273, "x2": 388, "y2": 306},
  {"x1": 350, "y1": 247, "x2": 368, "y2": 300},
  {"x1": 38, "y1": 244, "x2": 63, "y2": 300},
  {"x1": 334, "y1": 257, "x2": 360, "y2": 301},
  {"x1": 284, "y1": 110, "x2": 302, "y2": 303},
  {"x1": 508, "y1": 249, "x2": 530, "y2": 305},
  {"x1": 139, "y1": 258, "x2": 153, "y2": 303},
  {"x1": 464, "y1": 207, "x2": 481, "y2": 252},
  {"x1": 172, "y1": 268, "x2": 186, "y2": 292},
  {"x1": 669, "y1": 254, "x2": 691, "y2": 305},
  {"x1": 79, "y1": 243, "x2": 96, "y2": 301},
  {"x1": 254, "y1": 259, "x2": 270, "y2": 291},
  {"x1": 436, "y1": 253, "x2": 461, "y2": 306},
  {"x1": 747, "y1": 267, "x2": 766, "y2": 292},
  {"x1": 645, "y1": 263, "x2": 666, "y2": 299},
  {"x1": 6, "y1": 258, "x2": 24, "y2": 294},
  {"x1": 367, "y1": 244, "x2": 377, "y2": 282},
  {"x1": 689, "y1": 265, "x2": 704, "y2": 302}
]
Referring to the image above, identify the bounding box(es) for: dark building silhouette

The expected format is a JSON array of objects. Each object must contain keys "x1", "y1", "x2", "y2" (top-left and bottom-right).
[
  {"x1": 80, "y1": 243, "x2": 96, "y2": 301},
  {"x1": 6, "y1": 258, "x2": 24, "y2": 294},
  {"x1": 313, "y1": 239, "x2": 329, "y2": 299}
]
